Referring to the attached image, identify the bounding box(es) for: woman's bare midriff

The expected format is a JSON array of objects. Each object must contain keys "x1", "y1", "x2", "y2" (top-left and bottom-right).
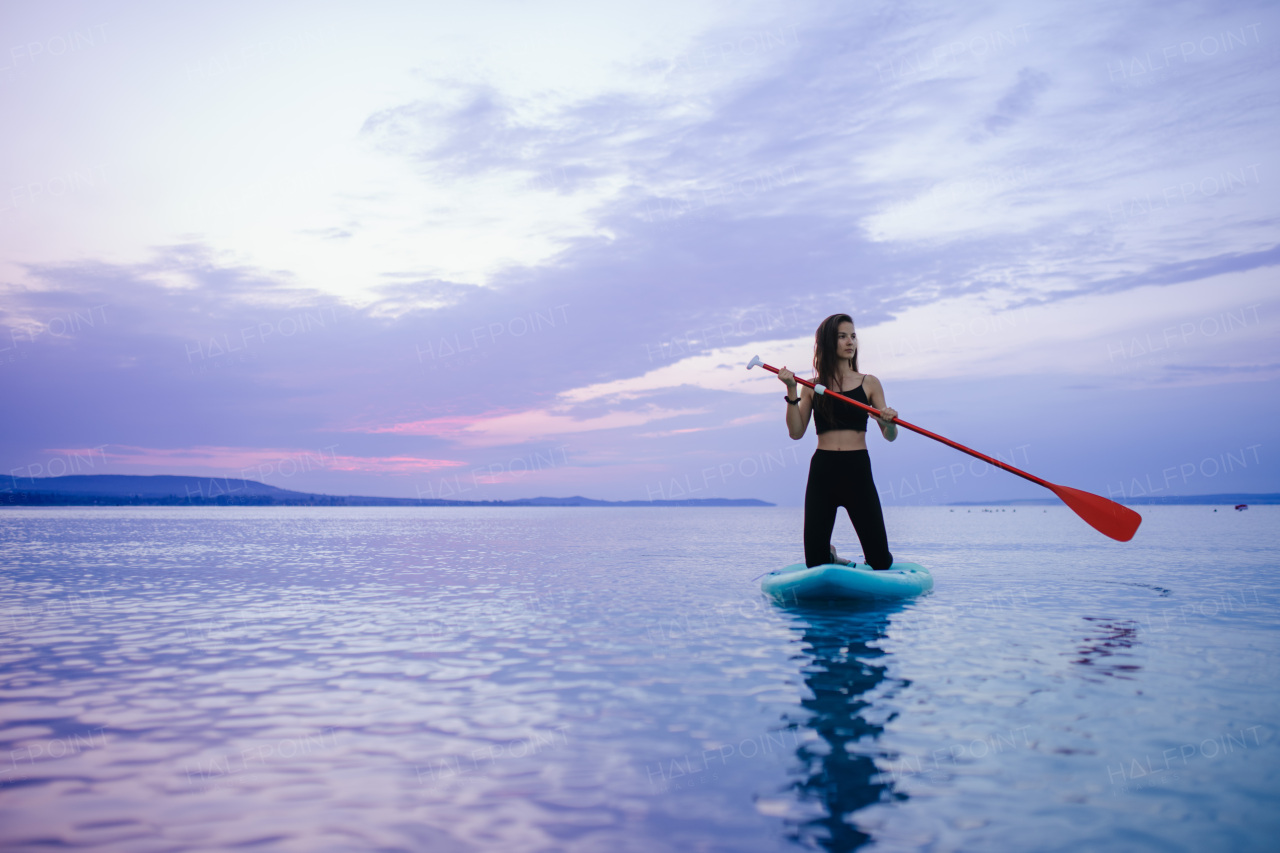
[{"x1": 817, "y1": 429, "x2": 868, "y2": 451}]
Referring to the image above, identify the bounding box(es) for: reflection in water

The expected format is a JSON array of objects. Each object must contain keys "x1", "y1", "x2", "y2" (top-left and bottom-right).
[
  {"x1": 775, "y1": 602, "x2": 908, "y2": 852},
  {"x1": 1072, "y1": 616, "x2": 1142, "y2": 681}
]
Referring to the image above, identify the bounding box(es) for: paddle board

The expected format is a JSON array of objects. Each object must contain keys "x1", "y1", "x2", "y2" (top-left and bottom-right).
[{"x1": 761, "y1": 561, "x2": 933, "y2": 602}]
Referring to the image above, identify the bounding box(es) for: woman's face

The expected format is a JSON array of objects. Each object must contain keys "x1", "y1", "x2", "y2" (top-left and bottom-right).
[{"x1": 836, "y1": 321, "x2": 857, "y2": 359}]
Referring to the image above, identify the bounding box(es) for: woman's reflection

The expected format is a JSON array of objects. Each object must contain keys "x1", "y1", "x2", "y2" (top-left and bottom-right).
[{"x1": 774, "y1": 601, "x2": 908, "y2": 852}]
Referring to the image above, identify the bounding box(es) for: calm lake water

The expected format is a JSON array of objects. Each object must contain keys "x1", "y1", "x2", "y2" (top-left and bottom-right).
[{"x1": 0, "y1": 506, "x2": 1277, "y2": 852}]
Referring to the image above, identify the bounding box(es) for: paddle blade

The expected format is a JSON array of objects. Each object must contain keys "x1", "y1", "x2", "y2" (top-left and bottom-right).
[{"x1": 1049, "y1": 484, "x2": 1142, "y2": 542}]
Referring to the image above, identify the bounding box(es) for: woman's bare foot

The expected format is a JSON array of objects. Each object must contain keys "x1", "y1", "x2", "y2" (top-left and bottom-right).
[{"x1": 828, "y1": 545, "x2": 854, "y2": 566}]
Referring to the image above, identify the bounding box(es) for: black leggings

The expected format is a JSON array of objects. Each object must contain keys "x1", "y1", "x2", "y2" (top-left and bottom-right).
[{"x1": 804, "y1": 449, "x2": 894, "y2": 570}]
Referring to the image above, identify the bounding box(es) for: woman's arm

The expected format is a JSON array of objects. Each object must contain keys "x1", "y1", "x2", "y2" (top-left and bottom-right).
[
  {"x1": 778, "y1": 367, "x2": 813, "y2": 440},
  {"x1": 865, "y1": 375, "x2": 898, "y2": 442}
]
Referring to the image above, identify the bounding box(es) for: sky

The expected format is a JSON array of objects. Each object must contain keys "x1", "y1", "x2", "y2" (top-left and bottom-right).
[{"x1": 1, "y1": 0, "x2": 1278, "y2": 506}]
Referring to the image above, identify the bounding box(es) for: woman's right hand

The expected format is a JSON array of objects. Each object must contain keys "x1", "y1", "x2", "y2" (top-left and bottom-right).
[{"x1": 778, "y1": 366, "x2": 797, "y2": 390}]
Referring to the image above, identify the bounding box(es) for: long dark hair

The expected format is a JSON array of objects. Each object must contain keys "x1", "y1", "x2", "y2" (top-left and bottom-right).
[{"x1": 812, "y1": 313, "x2": 857, "y2": 415}]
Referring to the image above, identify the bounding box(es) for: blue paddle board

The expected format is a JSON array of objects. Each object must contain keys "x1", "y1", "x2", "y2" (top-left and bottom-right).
[{"x1": 761, "y1": 561, "x2": 933, "y2": 602}]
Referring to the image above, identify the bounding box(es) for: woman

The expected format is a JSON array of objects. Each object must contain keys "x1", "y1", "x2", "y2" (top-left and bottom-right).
[{"x1": 778, "y1": 314, "x2": 899, "y2": 570}]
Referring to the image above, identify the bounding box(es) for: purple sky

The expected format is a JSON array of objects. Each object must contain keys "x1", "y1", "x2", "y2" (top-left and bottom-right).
[{"x1": 2, "y1": 1, "x2": 1277, "y2": 505}]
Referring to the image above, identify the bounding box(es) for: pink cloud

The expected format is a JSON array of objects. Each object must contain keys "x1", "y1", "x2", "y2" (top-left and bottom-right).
[
  {"x1": 637, "y1": 412, "x2": 771, "y2": 438},
  {"x1": 324, "y1": 454, "x2": 466, "y2": 474},
  {"x1": 356, "y1": 413, "x2": 495, "y2": 439},
  {"x1": 355, "y1": 405, "x2": 705, "y2": 447}
]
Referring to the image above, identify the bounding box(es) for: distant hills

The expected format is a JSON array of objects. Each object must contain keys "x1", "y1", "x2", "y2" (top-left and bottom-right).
[
  {"x1": 1, "y1": 475, "x2": 1270, "y2": 509},
  {"x1": 0, "y1": 474, "x2": 774, "y2": 508}
]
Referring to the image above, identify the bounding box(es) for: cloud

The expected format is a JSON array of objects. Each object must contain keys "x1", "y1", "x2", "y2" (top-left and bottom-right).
[
  {"x1": 1015, "y1": 243, "x2": 1280, "y2": 306},
  {"x1": 302, "y1": 227, "x2": 354, "y2": 240},
  {"x1": 361, "y1": 404, "x2": 708, "y2": 447},
  {"x1": 982, "y1": 67, "x2": 1051, "y2": 134},
  {"x1": 557, "y1": 337, "x2": 811, "y2": 403},
  {"x1": 637, "y1": 412, "x2": 772, "y2": 438}
]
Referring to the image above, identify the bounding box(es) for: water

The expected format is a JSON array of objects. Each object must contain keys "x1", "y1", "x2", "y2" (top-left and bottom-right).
[{"x1": 0, "y1": 505, "x2": 1276, "y2": 852}]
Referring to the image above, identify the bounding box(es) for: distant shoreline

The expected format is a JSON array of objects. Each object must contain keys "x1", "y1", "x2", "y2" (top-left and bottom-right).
[
  {"x1": 0, "y1": 493, "x2": 775, "y2": 508},
  {"x1": 0, "y1": 475, "x2": 1272, "y2": 508},
  {"x1": 0, "y1": 474, "x2": 773, "y2": 508}
]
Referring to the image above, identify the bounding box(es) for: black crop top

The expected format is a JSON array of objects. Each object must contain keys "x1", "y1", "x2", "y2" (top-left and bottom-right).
[{"x1": 813, "y1": 376, "x2": 870, "y2": 434}]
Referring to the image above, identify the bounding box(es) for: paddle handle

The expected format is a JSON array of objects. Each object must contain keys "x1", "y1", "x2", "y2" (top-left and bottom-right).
[{"x1": 751, "y1": 358, "x2": 1051, "y2": 489}]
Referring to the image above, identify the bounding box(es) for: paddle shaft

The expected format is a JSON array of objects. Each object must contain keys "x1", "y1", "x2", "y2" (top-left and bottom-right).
[{"x1": 761, "y1": 360, "x2": 1051, "y2": 489}]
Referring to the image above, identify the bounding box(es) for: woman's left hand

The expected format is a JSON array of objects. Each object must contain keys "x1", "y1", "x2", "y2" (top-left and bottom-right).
[{"x1": 877, "y1": 406, "x2": 898, "y2": 423}]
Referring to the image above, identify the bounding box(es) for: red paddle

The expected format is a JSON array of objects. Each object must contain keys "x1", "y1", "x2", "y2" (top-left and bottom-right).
[{"x1": 747, "y1": 355, "x2": 1142, "y2": 542}]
